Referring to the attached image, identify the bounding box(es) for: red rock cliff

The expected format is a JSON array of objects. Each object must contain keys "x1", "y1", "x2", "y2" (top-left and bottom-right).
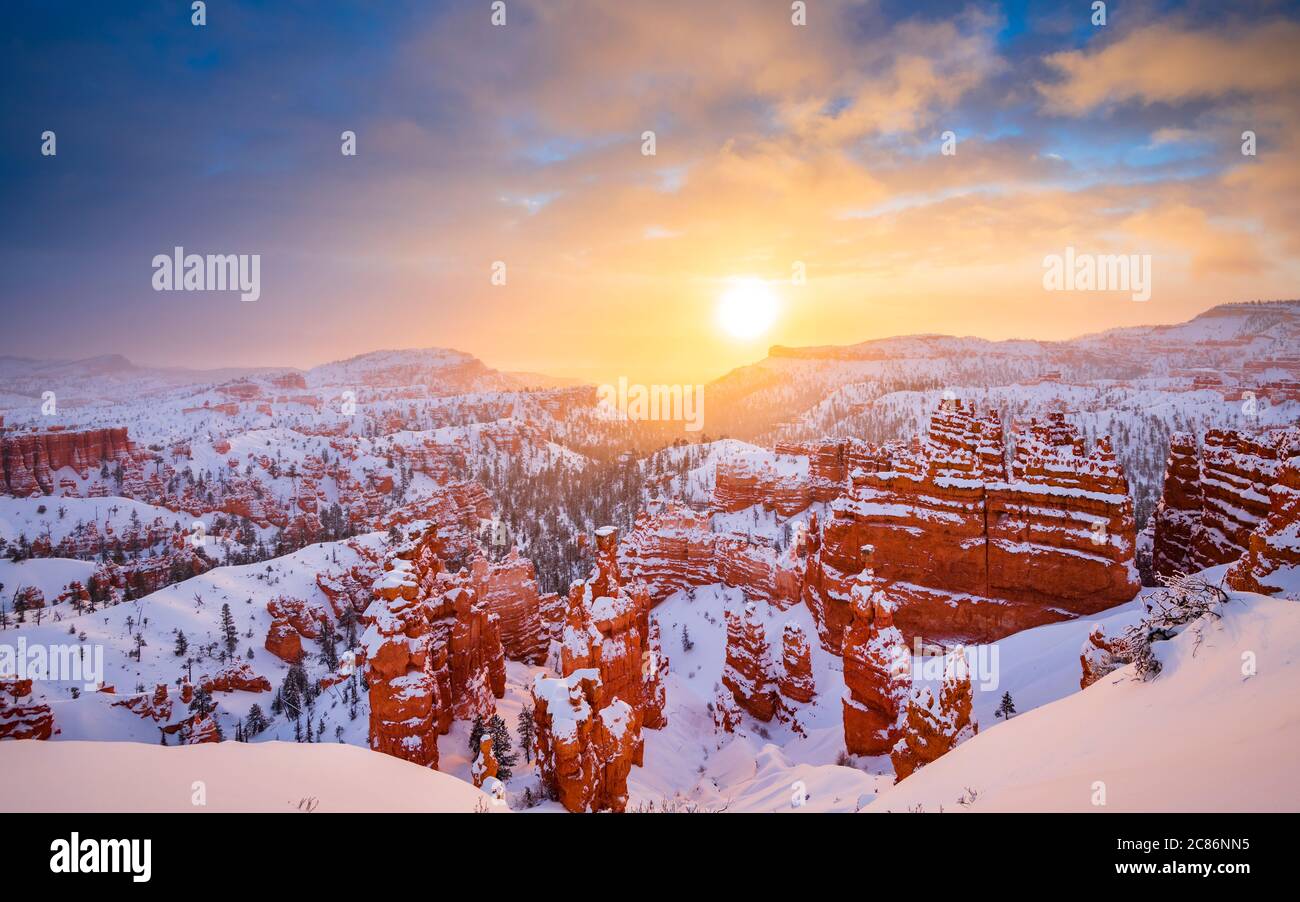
[
  {"x1": 1153, "y1": 426, "x2": 1300, "y2": 579},
  {"x1": 803, "y1": 402, "x2": 1139, "y2": 649},
  {"x1": 1, "y1": 427, "x2": 137, "y2": 496}
]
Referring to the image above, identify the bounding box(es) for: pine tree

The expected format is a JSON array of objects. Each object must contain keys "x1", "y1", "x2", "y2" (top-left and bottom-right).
[
  {"x1": 994, "y1": 692, "x2": 1017, "y2": 720},
  {"x1": 219, "y1": 603, "x2": 238, "y2": 653},
  {"x1": 680, "y1": 623, "x2": 694, "y2": 652},
  {"x1": 189, "y1": 686, "x2": 214, "y2": 718},
  {"x1": 517, "y1": 705, "x2": 535, "y2": 763},
  {"x1": 318, "y1": 616, "x2": 339, "y2": 671},
  {"x1": 487, "y1": 714, "x2": 518, "y2": 782},
  {"x1": 246, "y1": 703, "x2": 268, "y2": 736},
  {"x1": 341, "y1": 606, "x2": 359, "y2": 651},
  {"x1": 280, "y1": 670, "x2": 303, "y2": 720}
]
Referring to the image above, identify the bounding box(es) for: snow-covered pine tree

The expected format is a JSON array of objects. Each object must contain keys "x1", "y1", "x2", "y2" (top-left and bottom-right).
[
  {"x1": 487, "y1": 714, "x2": 517, "y2": 781},
  {"x1": 517, "y1": 706, "x2": 535, "y2": 763},
  {"x1": 318, "y1": 616, "x2": 339, "y2": 671},
  {"x1": 246, "y1": 703, "x2": 268, "y2": 736},
  {"x1": 219, "y1": 603, "x2": 237, "y2": 653}
]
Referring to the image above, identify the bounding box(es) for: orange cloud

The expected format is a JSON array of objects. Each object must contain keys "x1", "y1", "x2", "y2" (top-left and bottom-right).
[{"x1": 1039, "y1": 20, "x2": 1300, "y2": 114}]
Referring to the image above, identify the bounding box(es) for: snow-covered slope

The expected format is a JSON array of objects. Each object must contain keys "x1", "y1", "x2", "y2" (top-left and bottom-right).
[
  {"x1": 867, "y1": 591, "x2": 1300, "y2": 813},
  {"x1": 0, "y1": 740, "x2": 495, "y2": 812}
]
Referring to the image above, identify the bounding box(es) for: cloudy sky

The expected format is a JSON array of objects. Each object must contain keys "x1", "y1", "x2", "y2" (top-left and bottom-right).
[{"x1": 3, "y1": 0, "x2": 1298, "y2": 384}]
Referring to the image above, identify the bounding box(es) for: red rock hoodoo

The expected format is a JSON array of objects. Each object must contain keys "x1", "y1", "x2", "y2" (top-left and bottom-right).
[
  {"x1": 471, "y1": 734, "x2": 499, "y2": 788},
  {"x1": 264, "y1": 619, "x2": 305, "y2": 663},
  {"x1": 361, "y1": 522, "x2": 509, "y2": 769},
  {"x1": 557, "y1": 527, "x2": 663, "y2": 727},
  {"x1": 201, "y1": 662, "x2": 272, "y2": 694},
  {"x1": 890, "y1": 649, "x2": 977, "y2": 781},
  {"x1": 777, "y1": 622, "x2": 815, "y2": 704},
  {"x1": 531, "y1": 670, "x2": 643, "y2": 813},
  {"x1": 529, "y1": 525, "x2": 664, "y2": 811},
  {"x1": 841, "y1": 554, "x2": 909, "y2": 756},
  {"x1": 468, "y1": 550, "x2": 548, "y2": 664},
  {"x1": 721, "y1": 602, "x2": 779, "y2": 722}
]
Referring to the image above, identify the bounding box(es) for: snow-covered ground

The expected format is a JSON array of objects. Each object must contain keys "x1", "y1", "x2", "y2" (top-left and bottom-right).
[
  {"x1": 868, "y1": 590, "x2": 1300, "y2": 812},
  {"x1": 0, "y1": 740, "x2": 495, "y2": 812},
  {"x1": 5, "y1": 534, "x2": 388, "y2": 741}
]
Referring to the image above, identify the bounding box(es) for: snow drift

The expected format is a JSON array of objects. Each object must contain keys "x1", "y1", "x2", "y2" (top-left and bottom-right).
[
  {"x1": 0, "y1": 740, "x2": 495, "y2": 812},
  {"x1": 868, "y1": 592, "x2": 1300, "y2": 812}
]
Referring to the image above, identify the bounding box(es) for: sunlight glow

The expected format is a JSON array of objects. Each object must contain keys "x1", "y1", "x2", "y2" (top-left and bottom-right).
[{"x1": 716, "y1": 278, "x2": 780, "y2": 340}]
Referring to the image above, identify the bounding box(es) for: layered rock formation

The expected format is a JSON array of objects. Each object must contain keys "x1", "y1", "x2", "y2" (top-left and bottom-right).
[
  {"x1": 530, "y1": 525, "x2": 664, "y2": 811},
  {"x1": 642, "y1": 619, "x2": 668, "y2": 730},
  {"x1": 889, "y1": 649, "x2": 977, "y2": 781},
  {"x1": 712, "y1": 451, "x2": 813, "y2": 517},
  {"x1": 471, "y1": 734, "x2": 498, "y2": 788},
  {"x1": 620, "y1": 503, "x2": 801, "y2": 608},
  {"x1": 803, "y1": 403, "x2": 1139, "y2": 649},
  {"x1": 1150, "y1": 432, "x2": 1204, "y2": 576},
  {"x1": 264, "y1": 618, "x2": 305, "y2": 663},
  {"x1": 361, "y1": 522, "x2": 509, "y2": 769},
  {"x1": 531, "y1": 670, "x2": 642, "y2": 812},
  {"x1": 557, "y1": 528, "x2": 661, "y2": 717},
  {"x1": 1153, "y1": 427, "x2": 1300, "y2": 577},
  {"x1": 468, "y1": 550, "x2": 547, "y2": 664},
  {"x1": 187, "y1": 715, "x2": 221, "y2": 744},
  {"x1": 719, "y1": 606, "x2": 817, "y2": 728},
  {"x1": 112, "y1": 683, "x2": 174, "y2": 724},
  {"x1": 722, "y1": 602, "x2": 779, "y2": 721},
  {"x1": 266, "y1": 597, "x2": 325, "y2": 639},
  {"x1": 841, "y1": 554, "x2": 908, "y2": 756},
  {"x1": 777, "y1": 622, "x2": 815, "y2": 704},
  {"x1": 0, "y1": 679, "x2": 55, "y2": 740},
  {"x1": 774, "y1": 439, "x2": 854, "y2": 502},
  {"x1": 201, "y1": 662, "x2": 272, "y2": 694},
  {"x1": 1226, "y1": 458, "x2": 1300, "y2": 598},
  {"x1": 362, "y1": 558, "x2": 443, "y2": 768},
  {"x1": 445, "y1": 584, "x2": 507, "y2": 722},
  {"x1": 0, "y1": 427, "x2": 138, "y2": 496}
]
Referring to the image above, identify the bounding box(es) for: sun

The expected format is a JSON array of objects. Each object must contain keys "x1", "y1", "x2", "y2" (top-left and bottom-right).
[{"x1": 716, "y1": 278, "x2": 780, "y2": 340}]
